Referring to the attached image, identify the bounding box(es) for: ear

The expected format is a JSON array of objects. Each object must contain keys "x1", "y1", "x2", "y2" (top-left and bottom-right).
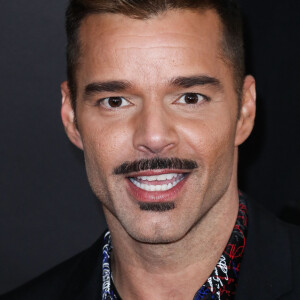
[
  {"x1": 61, "y1": 81, "x2": 83, "y2": 150},
  {"x1": 235, "y1": 75, "x2": 256, "y2": 146}
]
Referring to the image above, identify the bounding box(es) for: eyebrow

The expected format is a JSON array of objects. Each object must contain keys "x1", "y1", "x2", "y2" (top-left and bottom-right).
[
  {"x1": 169, "y1": 75, "x2": 223, "y2": 90},
  {"x1": 83, "y1": 75, "x2": 222, "y2": 98},
  {"x1": 84, "y1": 80, "x2": 132, "y2": 96}
]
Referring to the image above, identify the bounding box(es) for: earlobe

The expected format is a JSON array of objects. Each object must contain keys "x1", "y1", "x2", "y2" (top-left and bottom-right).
[
  {"x1": 60, "y1": 81, "x2": 83, "y2": 150},
  {"x1": 235, "y1": 75, "x2": 256, "y2": 146}
]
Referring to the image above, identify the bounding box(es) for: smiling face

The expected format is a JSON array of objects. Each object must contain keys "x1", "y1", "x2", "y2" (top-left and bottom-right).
[{"x1": 61, "y1": 9, "x2": 256, "y2": 244}]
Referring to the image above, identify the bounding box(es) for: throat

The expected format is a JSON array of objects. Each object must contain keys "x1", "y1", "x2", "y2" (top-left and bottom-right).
[{"x1": 110, "y1": 243, "x2": 217, "y2": 300}]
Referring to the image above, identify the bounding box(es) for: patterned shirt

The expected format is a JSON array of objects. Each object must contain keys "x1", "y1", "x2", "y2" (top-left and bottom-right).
[{"x1": 102, "y1": 194, "x2": 248, "y2": 300}]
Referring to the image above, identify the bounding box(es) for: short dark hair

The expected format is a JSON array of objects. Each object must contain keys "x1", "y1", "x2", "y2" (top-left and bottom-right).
[{"x1": 66, "y1": 0, "x2": 245, "y2": 110}]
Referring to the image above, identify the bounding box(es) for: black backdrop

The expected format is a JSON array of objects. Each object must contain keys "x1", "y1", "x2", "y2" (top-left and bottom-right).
[{"x1": 0, "y1": 0, "x2": 299, "y2": 295}]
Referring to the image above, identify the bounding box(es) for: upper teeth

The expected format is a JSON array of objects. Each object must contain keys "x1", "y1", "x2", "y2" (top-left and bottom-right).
[
  {"x1": 129, "y1": 173, "x2": 184, "y2": 192},
  {"x1": 136, "y1": 173, "x2": 178, "y2": 181}
]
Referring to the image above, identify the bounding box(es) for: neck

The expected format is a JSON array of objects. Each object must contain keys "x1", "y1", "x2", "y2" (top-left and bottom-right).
[{"x1": 105, "y1": 186, "x2": 239, "y2": 300}]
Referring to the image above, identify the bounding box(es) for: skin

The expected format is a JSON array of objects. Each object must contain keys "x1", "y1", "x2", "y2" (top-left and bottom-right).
[{"x1": 61, "y1": 9, "x2": 256, "y2": 300}]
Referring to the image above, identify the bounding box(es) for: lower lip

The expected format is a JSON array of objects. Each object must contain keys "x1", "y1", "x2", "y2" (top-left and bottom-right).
[{"x1": 126, "y1": 175, "x2": 188, "y2": 203}]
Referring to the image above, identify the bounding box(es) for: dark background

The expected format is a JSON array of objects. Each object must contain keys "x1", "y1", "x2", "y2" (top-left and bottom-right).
[{"x1": 0, "y1": 0, "x2": 299, "y2": 295}]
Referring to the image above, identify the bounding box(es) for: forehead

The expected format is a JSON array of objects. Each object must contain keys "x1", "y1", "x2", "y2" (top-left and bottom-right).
[
  {"x1": 80, "y1": 8, "x2": 222, "y2": 42},
  {"x1": 77, "y1": 9, "x2": 230, "y2": 89}
]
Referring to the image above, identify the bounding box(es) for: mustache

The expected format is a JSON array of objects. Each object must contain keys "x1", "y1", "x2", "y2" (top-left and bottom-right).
[{"x1": 113, "y1": 157, "x2": 198, "y2": 175}]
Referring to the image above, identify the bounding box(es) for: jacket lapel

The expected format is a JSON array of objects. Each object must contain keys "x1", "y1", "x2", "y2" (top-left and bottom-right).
[
  {"x1": 61, "y1": 236, "x2": 104, "y2": 300},
  {"x1": 236, "y1": 199, "x2": 293, "y2": 299}
]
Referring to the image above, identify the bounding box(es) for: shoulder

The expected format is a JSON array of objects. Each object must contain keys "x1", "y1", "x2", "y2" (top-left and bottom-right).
[
  {"x1": 285, "y1": 221, "x2": 300, "y2": 280},
  {"x1": 0, "y1": 235, "x2": 104, "y2": 300},
  {"x1": 236, "y1": 196, "x2": 300, "y2": 299},
  {"x1": 246, "y1": 196, "x2": 300, "y2": 265},
  {"x1": 247, "y1": 197, "x2": 300, "y2": 247}
]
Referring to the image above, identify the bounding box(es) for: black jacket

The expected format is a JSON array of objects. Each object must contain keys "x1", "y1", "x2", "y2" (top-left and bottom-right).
[{"x1": 2, "y1": 199, "x2": 300, "y2": 300}]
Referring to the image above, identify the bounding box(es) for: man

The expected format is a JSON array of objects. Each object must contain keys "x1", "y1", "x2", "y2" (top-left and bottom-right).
[{"x1": 2, "y1": 0, "x2": 300, "y2": 299}]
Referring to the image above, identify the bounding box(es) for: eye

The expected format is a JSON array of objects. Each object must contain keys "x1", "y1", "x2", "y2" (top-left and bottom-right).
[
  {"x1": 98, "y1": 97, "x2": 131, "y2": 108},
  {"x1": 176, "y1": 93, "x2": 208, "y2": 105}
]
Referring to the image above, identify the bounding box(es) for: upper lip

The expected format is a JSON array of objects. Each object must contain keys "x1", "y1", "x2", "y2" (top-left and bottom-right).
[{"x1": 126, "y1": 169, "x2": 191, "y2": 178}]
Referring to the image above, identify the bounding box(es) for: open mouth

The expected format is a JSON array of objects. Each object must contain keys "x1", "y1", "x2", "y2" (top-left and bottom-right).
[
  {"x1": 126, "y1": 170, "x2": 189, "y2": 203},
  {"x1": 129, "y1": 173, "x2": 186, "y2": 192}
]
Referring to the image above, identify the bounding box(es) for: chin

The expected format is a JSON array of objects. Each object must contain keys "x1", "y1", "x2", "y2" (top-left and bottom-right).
[
  {"x1": 130, "y1": 233, "x2": 183, "y2": 245},
  {"x1": 125, "y1": 220, "x2": 190, "y2": 245}
]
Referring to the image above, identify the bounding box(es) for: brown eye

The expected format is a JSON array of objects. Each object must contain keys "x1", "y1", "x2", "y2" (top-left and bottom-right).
[
  {"x1": 184, "y1": 94, "x2": 199, "y2": 104},
  {"x1": 99, "y1": 96, "x2": 131, "y2": 108},
  {"x1": 108, "y1": 97, "x2": 123, "y2": 107},
  {"x1": 176, "y1": 93, "x2": 206, "y2": 105}
]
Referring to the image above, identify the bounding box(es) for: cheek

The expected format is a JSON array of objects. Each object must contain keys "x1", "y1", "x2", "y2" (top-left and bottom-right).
[
  {"x1": 79, "y1": 119, "x2": 133, "y2": 205},
  {"x1": 80, "y1": 119, "x2": 132, "y2": 174},
  {"x1": 178, "y1": 112, "x2": 236, "y2": 165}
]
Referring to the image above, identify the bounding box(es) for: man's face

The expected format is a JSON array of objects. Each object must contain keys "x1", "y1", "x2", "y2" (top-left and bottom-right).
[{"x1": 62, "y1": 9, "x2": 255, "y2": 243}]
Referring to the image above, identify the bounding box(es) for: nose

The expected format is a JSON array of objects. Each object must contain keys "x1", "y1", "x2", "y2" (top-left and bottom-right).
[{"x1": 132, "y1": 102, "x2": 179, "y2": 155}]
